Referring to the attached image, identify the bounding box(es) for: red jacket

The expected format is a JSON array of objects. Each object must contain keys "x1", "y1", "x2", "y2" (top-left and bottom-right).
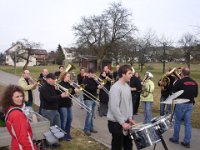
[{"x1": 6, "y1": 106, "x2": 38, "y2": 150}]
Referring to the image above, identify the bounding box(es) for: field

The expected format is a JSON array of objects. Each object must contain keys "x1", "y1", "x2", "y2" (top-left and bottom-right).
[{"x1": 0, "y1": 62, "x2": 200, "y2": 129}]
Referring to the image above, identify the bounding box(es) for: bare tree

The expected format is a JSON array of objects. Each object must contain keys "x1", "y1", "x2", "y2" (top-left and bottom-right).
[
  {"x1": 15, "y1": 39, "x2": 41, "y2": 70},
  {"x1": 157, "y1": 36, "x2": 173, "y2": 73},
  {"x1": 137, "y1": 30, "x2": 156, "y2": 72},
  {"x1": 178, "y1": 33, "x2": 198, "y2": 68},
  {"x1": 73, "y1": 2, "x2": 136, "y2": 70}
]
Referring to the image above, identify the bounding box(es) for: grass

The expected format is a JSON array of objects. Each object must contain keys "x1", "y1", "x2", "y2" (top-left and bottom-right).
[{"x1": 0, "y1": 62, "x2": 200, "y2": 129}]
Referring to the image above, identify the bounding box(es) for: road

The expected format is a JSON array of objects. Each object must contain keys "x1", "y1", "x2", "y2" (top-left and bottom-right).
[{"x1": 0, "y1": 70, "x2": 199, "y2": 150}]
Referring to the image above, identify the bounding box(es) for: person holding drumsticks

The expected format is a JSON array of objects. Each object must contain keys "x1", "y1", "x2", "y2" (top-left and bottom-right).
[{"x1": 107, "y1": 64, "x2": 136, "y2": 150}]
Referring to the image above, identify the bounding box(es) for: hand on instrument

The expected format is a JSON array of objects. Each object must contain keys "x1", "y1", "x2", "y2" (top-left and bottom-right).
[
  {"x1": 128, "y1": 119, "x2": 136, "y2": 125},
  {"x1": 122, "y1": 122, "x2": 131, "y2": 130},
  {"x1": 75, "y1": 88, "x2": 81, "y2": 94},
  {"x1": 98, "y1": 84, "x2": 104, "y2": 89},
  {"x1": 61, "y1": 92, "x2": 69, "y2": 98}
]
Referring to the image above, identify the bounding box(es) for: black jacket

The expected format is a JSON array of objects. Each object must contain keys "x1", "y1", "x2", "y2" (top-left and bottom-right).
[
  {"x1": 77, "y1": 73, "x2": 85, "y2": 85},
  {"x1": 82, "y1": 77, "x2": 98, "y2": 101},
  {"x1": 98, "y1": 73, "x2": 112, "y2": 103},
  {"x1": 130, "y1": 75, "x2": 142, "y2": 95},
  {"x1": 58, "y1": 81, "x2": 75, "y2": 108},
  {"x1": 40, "y1": 82, "x2": 61, "y2": 110},
  {"x1": 173, "y1": 77, "x2": 198, "y2": 104}
]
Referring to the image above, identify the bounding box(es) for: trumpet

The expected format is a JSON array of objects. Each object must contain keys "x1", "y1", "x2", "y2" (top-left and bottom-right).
[
  {"x1": 28, "y1": 77, "x2": 41, "y2": 87},
  {"x1": 55, "y1": 82, "x2": 92, "y2": 113}
]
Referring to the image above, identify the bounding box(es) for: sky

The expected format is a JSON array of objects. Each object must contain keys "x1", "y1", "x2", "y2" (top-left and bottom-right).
[{"x1": 0, "y1": 0, "x2": 200, "y2": 52}]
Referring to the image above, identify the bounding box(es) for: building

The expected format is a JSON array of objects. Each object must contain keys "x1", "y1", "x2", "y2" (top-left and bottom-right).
[
  {"x1": 5, "y1": 43, "x2": 47, "y2": 66},
  {"x1": 78, "y1": 55, "x2": 112, "y2": 72},
  {"x1": 62, "y1": 47, "x2": 75, "y2": 64}
]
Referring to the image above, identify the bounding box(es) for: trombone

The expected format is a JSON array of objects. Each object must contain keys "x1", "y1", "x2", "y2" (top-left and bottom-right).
[
  {"x1": 93, "y1": 74, "x2": 109, "y2": 94},
  {"x1": 68, "y1": 80, "x2": 100, "y2": 105},
  {"x1": 55, "y1": 82, "x2": 92, "y2": 113}
]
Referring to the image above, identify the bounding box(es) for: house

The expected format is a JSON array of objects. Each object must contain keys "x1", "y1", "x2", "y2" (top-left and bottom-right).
[
  {"x1": 31, "y1": 49, "x2": 48, "y2": 65},
  {"x1": 78, "y1": 55, "x2": 112, "y2": 72},
  {"x1": 5, "y1": 43, "x2": 47, "y2": 66},
  {"x1": 62, "y1": 47, "x2": 75, "y2": 64}
]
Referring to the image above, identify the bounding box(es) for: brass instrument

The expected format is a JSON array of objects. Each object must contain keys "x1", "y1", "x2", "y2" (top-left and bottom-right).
[
  {"x1": 65, "y1": 64, "x2": 76, "y2": 72},
  {"x1": 93, "y1": 74, "x2": 109, "y2": 94},
  {"x1": 55, "y1": 82, "x2": 92, "y2": 113},
  {"x1": 160, "y1": 67, "x2": 181, "y2": 88},
  {"x1": 68, "y1": 80, "x2": 100, "y2": 104}
]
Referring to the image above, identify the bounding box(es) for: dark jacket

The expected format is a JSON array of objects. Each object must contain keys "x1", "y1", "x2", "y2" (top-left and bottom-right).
[
  {"x1": 173, "y1": 77, "x2": 198, "y2": 104},
  {"x1": 40, "y1": 82, "x2": 61, "y2": 110},
  {"x1": 130, "y1": 75, "x2": 142, "y2": 95},
  {"x1": 58, "y1": 81, "x2": 75, "y2": 108},
  {"x1": 98, "y1": 73, "x2": 112, "y2": 103},
  {"x1": 82, "y1": 77, "x2": 98, "y2": 101},
  {"x1": 77, "y1": 73, "x2": 85, "y2": 85}
]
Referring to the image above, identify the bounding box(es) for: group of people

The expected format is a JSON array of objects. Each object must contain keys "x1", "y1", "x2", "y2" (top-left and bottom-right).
[{"x1": 0, "y1": 64, "x2": 198, "y2": 150}]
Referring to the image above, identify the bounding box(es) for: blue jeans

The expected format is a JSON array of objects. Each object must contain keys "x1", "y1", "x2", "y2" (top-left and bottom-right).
[
  {"x1": 172, "y1": 103, "x2": 193, "y2": 144},
  {"x1": 84, "y1": 100, "x2": 96, "y2": 132},
  {"x1": 160, "y1": 96, "x2": 171, "y2": 116},
  {"x1": 142, "y1": 101, "x2": 153, "y2": 123},
  {"x1": 41, "y1": 109, "x2": 61, "y2": 127},
  {"x1": 79, "y1": 92, "x2": 84, "y2": 107},
  {"x1": 59, "y1": 107, "x2": 72, "y2": 133}
]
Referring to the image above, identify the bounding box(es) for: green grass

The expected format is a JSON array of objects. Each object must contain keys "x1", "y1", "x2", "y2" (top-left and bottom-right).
[{"x1": 0, "y1": 63, "x2": 200, "y2": 129}]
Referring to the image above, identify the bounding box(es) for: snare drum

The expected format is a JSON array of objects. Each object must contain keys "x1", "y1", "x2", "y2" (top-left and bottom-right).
[
  {"x1": 129, "y1": 123, "x2": 160, "y2": 149},
  {"x1": 151, "y1": 115, "x2": 172, "y2": 134}
]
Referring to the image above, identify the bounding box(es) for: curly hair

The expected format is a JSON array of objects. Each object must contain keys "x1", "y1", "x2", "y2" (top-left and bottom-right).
[{"x1": 0, "y1": 85, "x2": 24, "y2": 113}]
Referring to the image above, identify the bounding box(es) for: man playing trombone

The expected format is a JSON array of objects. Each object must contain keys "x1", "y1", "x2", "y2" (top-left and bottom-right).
[
  {"x1": 18, "y1": 69, "x2": 38, "y2": 107},
  {"x1": 82, "y1": 69, "x2": 100, "y2": 136},
  {"x1": 98, "y1": 65, "x2": 113, "y2": 117},
  {"x1": 39, "y1": 73, "x2": 68, "y2": 127}
]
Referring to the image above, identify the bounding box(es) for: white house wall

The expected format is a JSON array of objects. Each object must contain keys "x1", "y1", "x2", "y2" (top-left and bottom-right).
[{"x1": 6, "y1": 55, "x2": 36, "y2": 66}]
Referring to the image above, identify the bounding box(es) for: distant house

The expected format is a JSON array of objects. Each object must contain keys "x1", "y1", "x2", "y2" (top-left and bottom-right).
[
  {"x1": 31, "y1": 49, "x2": 48, "y2": 65},
  {"x1": 5, "y1": 43, "x2": 47, "y2": 66},
  {"x1": 62, "y1": 47, "x2": 75, "y2": 64},
  {"x1": 78, "y1": 55, "x2": 112, "y2": 72}
]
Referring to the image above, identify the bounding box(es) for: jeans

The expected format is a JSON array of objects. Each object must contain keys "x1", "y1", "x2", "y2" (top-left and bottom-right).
[
  {"x1": 142, "y1": 101, "x2": 153, "y2": 123},
  {"x1": 79, "y1": 91, "x2": 84, "y2": 107},
  {"x1": 160, "y1": 96, "x2": 171, "y2": 116},
  {"x1": 108, "y1": 121, "x2": 132, "y2": 150},
  {"x1": 84, "y1": 100, "x2": 96, "y2": 132},
  {"x1": 59, "y1": 107, "x2": 72, "y2": 133},
  {"x1": 41, "y1": 109, "x2": 61, "y2": 127},
  {"x1": 172, "y1": 103, "x2": 193, "y2": 144}
]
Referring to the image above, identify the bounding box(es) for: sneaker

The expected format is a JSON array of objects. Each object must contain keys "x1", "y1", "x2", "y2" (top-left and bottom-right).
[
  {"x1": 169, "y1": 138, "x2": 179, "y2": 144},
  {"x1": 84, "y1": 131, "x2": 91, "y2": 136},
  {"x1": 91, "y1": 130, "x2": 98, "y2": 133},
  {"x1": 181, "y1": 142, "x2": 190, "y2": 148}
]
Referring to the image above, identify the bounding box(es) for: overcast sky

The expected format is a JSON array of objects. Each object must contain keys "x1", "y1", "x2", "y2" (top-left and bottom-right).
[{"x1": 0, "y1": 0, "x2": 199, "y2": 52}]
